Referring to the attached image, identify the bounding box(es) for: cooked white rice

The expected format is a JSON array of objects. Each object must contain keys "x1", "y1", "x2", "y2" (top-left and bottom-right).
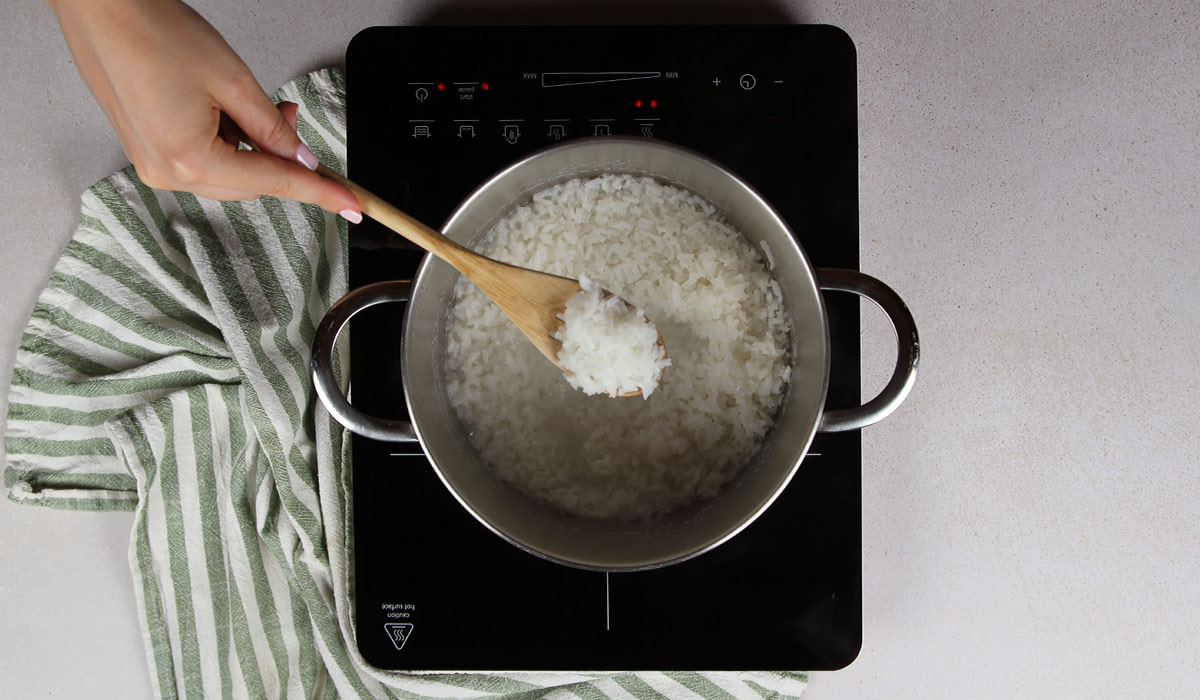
[
  {"x1": 445, "y1": 174, "x2": 792, "y2": 520},
  {"x1": 553, "y1": 274, "x2": 671, "y2": 398}
]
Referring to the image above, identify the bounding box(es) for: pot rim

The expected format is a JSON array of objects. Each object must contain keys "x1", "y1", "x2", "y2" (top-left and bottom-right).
[{"x1": 400, "y1": 136, "x2": 831, "y2": 570}]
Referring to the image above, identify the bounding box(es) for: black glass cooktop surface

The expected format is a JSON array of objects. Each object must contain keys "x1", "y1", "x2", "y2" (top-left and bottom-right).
[{"x1": 345, "y1": 25, "x2": 861, "y2": 671}]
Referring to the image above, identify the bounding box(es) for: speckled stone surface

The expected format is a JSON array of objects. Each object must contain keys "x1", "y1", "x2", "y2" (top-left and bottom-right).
[{"x1": 2, "y1": 2, "x2": 1197, "y2": 697}]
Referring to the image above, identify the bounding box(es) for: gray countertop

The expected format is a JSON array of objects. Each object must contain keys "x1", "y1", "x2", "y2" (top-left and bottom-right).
[{"x1": 2, "y1": 2, "x2": 1197, "y2": 697}]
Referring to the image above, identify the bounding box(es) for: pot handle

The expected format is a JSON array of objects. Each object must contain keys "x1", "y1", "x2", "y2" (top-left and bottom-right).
[
  {"x1": 816, "y1": 268, "x2": 920, "y2": 433},
  {"x1": 311, "y1": 280, "x2": 420, "y2": 443}
]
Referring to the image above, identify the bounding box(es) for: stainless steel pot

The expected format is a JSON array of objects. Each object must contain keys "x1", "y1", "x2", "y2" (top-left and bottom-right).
[{"x1": 312, "y1": 138, "x2": 919, "y2": 571}]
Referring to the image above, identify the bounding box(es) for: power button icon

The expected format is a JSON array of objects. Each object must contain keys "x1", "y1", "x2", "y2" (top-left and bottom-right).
[{"x1": 739, "y1": 74, "x2": 756, "y2": 90}]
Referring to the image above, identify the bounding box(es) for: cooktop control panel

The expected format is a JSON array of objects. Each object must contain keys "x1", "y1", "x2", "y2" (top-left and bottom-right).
[
  {"x1": 348, "y1": 26, "x2": 856, "y2": 248},
  {"x1": 397, "y1": 66, "x2": 789, "y2": 144}
]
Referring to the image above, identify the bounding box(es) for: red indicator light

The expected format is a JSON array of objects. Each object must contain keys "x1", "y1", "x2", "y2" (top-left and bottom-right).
[
  {"x1": 634, "y1": 99, "x2": 643, "y2": 108},
  {"x1": 436, "y1": 82, "x2": 446, "y2": 91},
  {"x1": 481, "y1": 82, "x2": 490, "y2": 90},
  {"x1": 650, "y1": 99, "x2": 658, "y2": 109}
]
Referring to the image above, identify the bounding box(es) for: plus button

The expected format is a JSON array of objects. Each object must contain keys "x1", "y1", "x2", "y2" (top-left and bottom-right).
[{"x1": 712, "y1": 77, "x2": 721, "y2": 86}]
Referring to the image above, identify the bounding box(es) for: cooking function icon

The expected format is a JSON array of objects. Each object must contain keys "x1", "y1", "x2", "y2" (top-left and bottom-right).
[
  {"x1": 503, "y1": 124, "x2": 521, "y2": 144},
  {"x1": 548, "y1": 123, "x2": 566, "y2": 141}
]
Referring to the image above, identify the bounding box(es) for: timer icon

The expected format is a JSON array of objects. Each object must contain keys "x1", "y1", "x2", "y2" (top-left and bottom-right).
[{"x1": 739, "y1": 74, "x2": 756, "y2": 90}]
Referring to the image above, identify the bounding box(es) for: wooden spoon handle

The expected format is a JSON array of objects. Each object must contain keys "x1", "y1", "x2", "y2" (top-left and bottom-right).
[{"x1": 317, "y1": 164, "x2": 477, "y2": 270}]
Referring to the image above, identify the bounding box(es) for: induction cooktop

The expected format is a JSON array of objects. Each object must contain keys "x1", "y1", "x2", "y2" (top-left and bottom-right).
[{"x1": 344, "y1": 25, "x2": 862, "y2": 671}]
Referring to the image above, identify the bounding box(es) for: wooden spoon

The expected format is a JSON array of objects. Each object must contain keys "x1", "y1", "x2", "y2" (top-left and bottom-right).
[{"x1": 318, "y1": 165, "x2": 666, "y2": 397}]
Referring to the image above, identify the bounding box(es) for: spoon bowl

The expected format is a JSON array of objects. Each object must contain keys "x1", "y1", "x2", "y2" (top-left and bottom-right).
[{"x1": 318, "y1": 165, "x2": 666, "y2": 397}]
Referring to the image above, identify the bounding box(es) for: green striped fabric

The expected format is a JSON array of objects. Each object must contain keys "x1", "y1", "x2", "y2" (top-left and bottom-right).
[{"x1": 3, "y1": 69, "x2": 809, "y2": 700}]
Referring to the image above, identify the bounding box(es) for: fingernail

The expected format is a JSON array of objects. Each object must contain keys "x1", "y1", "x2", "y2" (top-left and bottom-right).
[
  {"x1": 295, "y1": 143, "x2": 319, "y2": 170},
  {"x1": 339, "y1": 209, "x2": 362, "y2": 224}
]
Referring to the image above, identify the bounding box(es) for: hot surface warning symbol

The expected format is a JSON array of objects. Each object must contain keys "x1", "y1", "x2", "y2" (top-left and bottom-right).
[{"x1": 384, "y1": 623, "x2": 414, "y2": 650}]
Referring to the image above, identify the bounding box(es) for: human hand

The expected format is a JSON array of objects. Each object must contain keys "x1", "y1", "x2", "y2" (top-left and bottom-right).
[{"x1": 46, "y1": 0, "x2": 361, "y2": 221}]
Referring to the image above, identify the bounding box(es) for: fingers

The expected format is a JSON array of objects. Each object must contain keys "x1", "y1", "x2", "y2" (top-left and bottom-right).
[
  {"x1": 212, "y1": 98, "x2": 361, "y2": 219},
  {"x1": 206, "y1": 142, "x2": 360, "y2": 217},
  {"x1": 217, "y1": 78, "x2": 315, "y2": 169}
]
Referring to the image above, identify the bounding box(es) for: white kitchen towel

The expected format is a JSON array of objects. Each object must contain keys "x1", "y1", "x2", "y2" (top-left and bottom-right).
[{"x1": 3, "y1": 68, "x2": 809, "y2": 700}]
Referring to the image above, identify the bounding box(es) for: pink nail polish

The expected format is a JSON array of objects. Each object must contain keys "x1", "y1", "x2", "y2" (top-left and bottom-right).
[
  {"x1": 339, "y1": 209, "x2": 363, "y2": 224},
  {"x1": 295, "y1": 143, "x2": 319, "y2": 170}
]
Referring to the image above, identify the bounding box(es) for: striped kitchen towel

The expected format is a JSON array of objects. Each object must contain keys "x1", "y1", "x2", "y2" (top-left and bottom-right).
[{"x1": 3, "y1": 68, "x2": 809, "y2": 699}]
